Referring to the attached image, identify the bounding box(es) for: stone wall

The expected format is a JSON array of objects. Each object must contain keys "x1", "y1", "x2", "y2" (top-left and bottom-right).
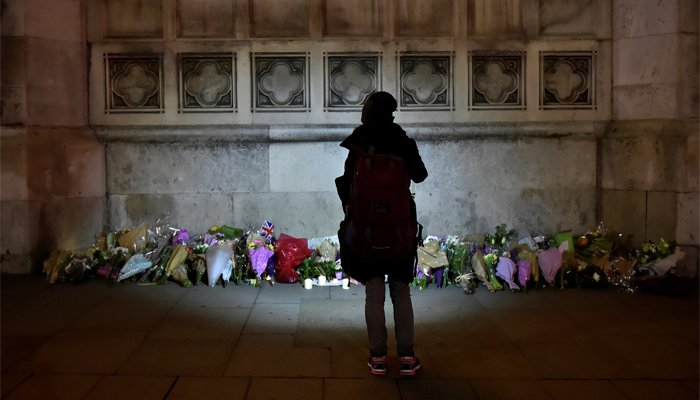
[
  {"x1": 86, "y1": 0, "x2": 614, "y2": 244},
  {"x1": 604, "y1": 0, "x2": 699, "y2": 270},
  {"x1": 1, "y1": 0, "x2": 106, "y2": 273}
]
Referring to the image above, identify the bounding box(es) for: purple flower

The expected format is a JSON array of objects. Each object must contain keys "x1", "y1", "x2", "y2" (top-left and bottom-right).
[
  {"x1": 204, "y1": 233, "x2": 218, "y2": 246},
  {"x1": 172, "y1": 230, "x2": 189, "y2": 246}
]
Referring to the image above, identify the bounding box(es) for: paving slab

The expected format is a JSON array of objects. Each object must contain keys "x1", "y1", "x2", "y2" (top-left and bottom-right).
[
  {"x1": 1, "y1": 275, "x2": 52, "y2": 310},
  {"x1": 324, "y1": 378, "x2": 401, "y2": 400},
  {"x1": 566, "y1": 306, "x2": 668, "y2": 336},
  {"x1": 488, "y1": 309, "x2": 599, "y2": 345},
  {"x1": 597, "y1": 334, "x2": 700, "y2": 379},
  {"x1": 427, "y1": 347, "x2": 541, "y2": 379},
  {"x1": 473, "y1": 289, "x2": 557, "y2": 310},
  {"x1": 540, "y1": 380, "x2": 628, "y2": 400},
  {"x1": 11, "y1": 330, "x2": 147, "y2": 374},
  {"x1": 398, "y1": 379, "x2": 479, "y2": 400},
  {"x1": 538, "y1": 288, "x2": 626, "y2": 310},
  {"x1": 469, "y1": 379, "x2": 554, "y2": 400},
  {"x1": 1, "y1": 337, "x2": 48, "y2": 371},
  {"x1": 1, "y1": 303, "x2": 93, "y2": 337},
  {"x1": 296, "y1": 299, "x2": 370, "y2": 348},
  {"x1": 106, "y1": 281, "x2": 189, "y2": 303},
  {"x1": 22, "y1": 279, "x2": 113, "y2": 306},
  {"x1": 165, "y1": 377, "x2": 249, "y2": 400},
  {"x1": 330, "y1": 347, "x2": 437, "y2": 379},
  {"x1": 83, "y1": 375, "x2": 176, "y2": 400},
  {"x1": 414, "y1": 305, "x2": 514, "y2": 349},
  {"x1": 3, "y1": 373, "x2": 103, "y2": 400},
  {"x1": 243, "y1": 303, "x2": 300, "y2": 334},
  {"x1": 519, "y1": 342, "x2": 645, "y2": 379},
  {"x1": 329, "y1": 283, "x2": 365, "y2": 300},
  {"x1": 256, "y1": 282, "x2": 330, "y2": 303},
  {"x1": 176, "y1": 285, "x2": 259, "y2": 308},
  {"x1": 149, "y1": 305, "x2": 249, "y2": 340},
  {"x1": 247, "y1": 378, "x2": 323, "y2": 400},
  {"x1": 609, "y1": 380, "x2": 697, "y2": 400},
  {"x1": 117, "y1": 339, "x2": 236, "y2": 376},
  {"x1": 225, "y1": 334, "x2": 330, "y2": 378},
  {"x1": 67, "y1": 301, "x2": 174, "y2": 331},
  {"x1": 0, "y1": 372, "x2": 32, "y2": 397}
]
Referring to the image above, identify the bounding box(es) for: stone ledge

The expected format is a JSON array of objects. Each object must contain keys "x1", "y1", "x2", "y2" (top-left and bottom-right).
[
  {"x1": 93, "y1": 121, "x2": 604, "y2": 143},
  {"x1": 604, "y1": 119, "x2": 699, "y2": 137}
]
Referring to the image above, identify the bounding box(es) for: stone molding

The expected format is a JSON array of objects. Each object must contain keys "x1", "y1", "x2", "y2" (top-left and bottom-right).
[{"x1": 92, "y1": 121, "x2": 609, "y2": 143}]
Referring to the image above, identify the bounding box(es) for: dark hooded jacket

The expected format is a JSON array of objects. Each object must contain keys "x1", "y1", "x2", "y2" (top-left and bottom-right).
[{"x1": 335, "y1": 120, "x2": 428, "y2": 283}]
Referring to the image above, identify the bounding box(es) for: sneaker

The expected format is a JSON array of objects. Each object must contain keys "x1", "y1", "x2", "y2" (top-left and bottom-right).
[
  {"x1": 400, "y1": 356, "x2": 420, "y2": 376},
  {"x1": 367, "y1": 356, "x2": 387, "y2": 375}
]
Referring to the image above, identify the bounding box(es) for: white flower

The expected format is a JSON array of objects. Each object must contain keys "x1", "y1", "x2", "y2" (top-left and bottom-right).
[{"x1": 593, "y1": 272, "x2": 600, "y2": 282}]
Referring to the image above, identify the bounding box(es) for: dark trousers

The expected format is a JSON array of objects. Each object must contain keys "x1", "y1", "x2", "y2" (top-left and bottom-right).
[{"x1": 364, "y1": 275, "x2": 415, "y2": 358}]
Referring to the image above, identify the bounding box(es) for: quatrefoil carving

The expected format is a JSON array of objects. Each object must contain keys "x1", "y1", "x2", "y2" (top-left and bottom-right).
[
  {"x1": 473, "y1": 59, "x2": 518, "y2": 104},
  {"x1": 112, "y1": 62, "x2": 158, "y2": 107},
  {"x1": 185, "y1": 61, "x2": 231, "y2": 107},
  {"x1": 402, "y1": 60, "x2": 448, "y2": 105},
  {"x1": 258, "y1": 61, "x2": 304, "y2": 106}
]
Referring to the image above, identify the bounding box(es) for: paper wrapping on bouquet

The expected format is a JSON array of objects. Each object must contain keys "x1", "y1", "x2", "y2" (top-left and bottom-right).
[
  {"x1": 538, "y1": 248, "x2": 563, "y2": 284},
  {"x1": 117, "y1": 254, "x2": 152, "y2": 282},
  {"x1": 249, "y1": 247, "x2": 274, "y2": 278},
  {"x1": 554, "y1": 230, "x2": 574, "y2": 254},
  {"x1": 190, "y1": 254, "x2": 207, "y2": 285},
  {"x1": 517, "y1": 261, "x2": 531, "y2": 287},
  {"x1": 417, "y1": 240, "x2": 449, "y2": 271},
  {"x1": 639, "y1": 247, "x2": 686, "y2": 276},
  {"x1": 307, "y1": 235, "x2": 339, "y2": 250},
  {"x1": 471, "y1": 251, "x2": 494, "y2": 292},
  {"x1": 206, "y1": 243, "x2": 234, "y2": 287},
  {"x1": 246, "y1": 232, "x2": 266, "y2": 249},
  {"x1": 316, "y1": 240, "x2": 338, "y2": 261},
  {"x1": 496, "y1": 257, "x2": 519, "y2": 290},
  {"x1": 64, "y1": 258, "x2": 89, "y2": 283},
  {"x1": 118, "y1": 225, "x2": 149, "y2": 254},
  {"x1": 171, "y1": 265, "x2": 191, "y2": 287},
  {"x1": 43, "y1": 250, "x2": 65, "y2": 283}
]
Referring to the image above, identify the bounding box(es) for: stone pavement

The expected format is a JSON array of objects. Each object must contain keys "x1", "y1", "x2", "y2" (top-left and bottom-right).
[{"x1": 1, "y1": 275, "x2": 698, "y2": 400}]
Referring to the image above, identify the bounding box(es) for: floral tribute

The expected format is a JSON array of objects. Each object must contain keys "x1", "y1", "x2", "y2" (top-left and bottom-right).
[{"x1": 42, "y1": 217, "x2": 687, "y2": 296}]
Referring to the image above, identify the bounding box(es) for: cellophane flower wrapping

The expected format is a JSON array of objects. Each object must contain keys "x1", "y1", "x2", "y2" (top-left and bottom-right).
[
  {"x1": 275, "y1": 233, "x2": 313, "y2": 284},
  {"x1": 495, "y1": 257, "x2": 519, "y2": 290},
  {"x1": 118, "y1": 225, "x2": 149, "y2": 254},
  {"x1": 538, "y1": 248, "x2": 563, "y2": 284},
  {"x1": 64, "y1": 257, "x2": 89, "y2": 283},
  {"x1": 171, "y1": 230, "x2": 189, "y2": 247},
  {"x1": 117, "y1": 254, "x2": 152, "y2": 282},
  {"x1": 206, "y1": 243, "x2": 234, "y2": 287},
  {"x1": 222, "y1": 260, "x2": 233, "y2": 286},
  {"x1": 517, "y1": 260, "x2": 531, "y2": 288},
  {"x1": 249, "y1": 247, "x2": 274, "y2": 278},
  {"x1": 483, "y1": 253, "x2": 504, "y2": 291}
]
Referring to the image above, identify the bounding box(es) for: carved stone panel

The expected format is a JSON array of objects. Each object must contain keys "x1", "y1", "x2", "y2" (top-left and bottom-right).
[
  {"x1": 397, "y1": 0, "x2": 454, "y2": 37},
  {"x1": 177, "y1": 0, "x2": 236, "y2": 38},
  {"x1": 469, "y1": 52, "x2": 525, "y2": 109},
  {"x1": 179, "y1": 54, "x2": 236, "y2": 113},
  {"x1": 398, "y1": 54, "x2": 453, "y2": 110},
  {"x1": 105, "y1": 54, "x2": 163, "y2": 113},
  {"x1": 540, "y1": 52, "x2": 595, "y2": 109},
  {"x1": 325, "y1": 54, "x2": 380, "y2": 110},
  {"x1": 467, "y1": 0, "x2": 523, "y2": 37},
  {"x1": 106, "y1": 0, "x2": 163, "y2": 38},
  {"x1": 323, "y1": 0, "x2": 383, "y2": 37},
  {"x1": 250, "y1": 0, "x2": 309, "y2": 38},
  {"x1": 252, "y1": 54, "x2": 309, "y2": 112},
  {"x1": 539, "y1": 0, "x2": 595, "y2": 36}
]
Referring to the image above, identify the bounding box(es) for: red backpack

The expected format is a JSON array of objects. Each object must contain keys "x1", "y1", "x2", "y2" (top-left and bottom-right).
[{"x1": 346, "y1": 145, "x2": 417, "y2": 263}]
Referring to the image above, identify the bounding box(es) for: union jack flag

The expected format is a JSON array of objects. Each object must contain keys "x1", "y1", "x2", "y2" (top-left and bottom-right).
[{"x1": 259, "y1": 220, "x2": 275, "y2": 238}]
